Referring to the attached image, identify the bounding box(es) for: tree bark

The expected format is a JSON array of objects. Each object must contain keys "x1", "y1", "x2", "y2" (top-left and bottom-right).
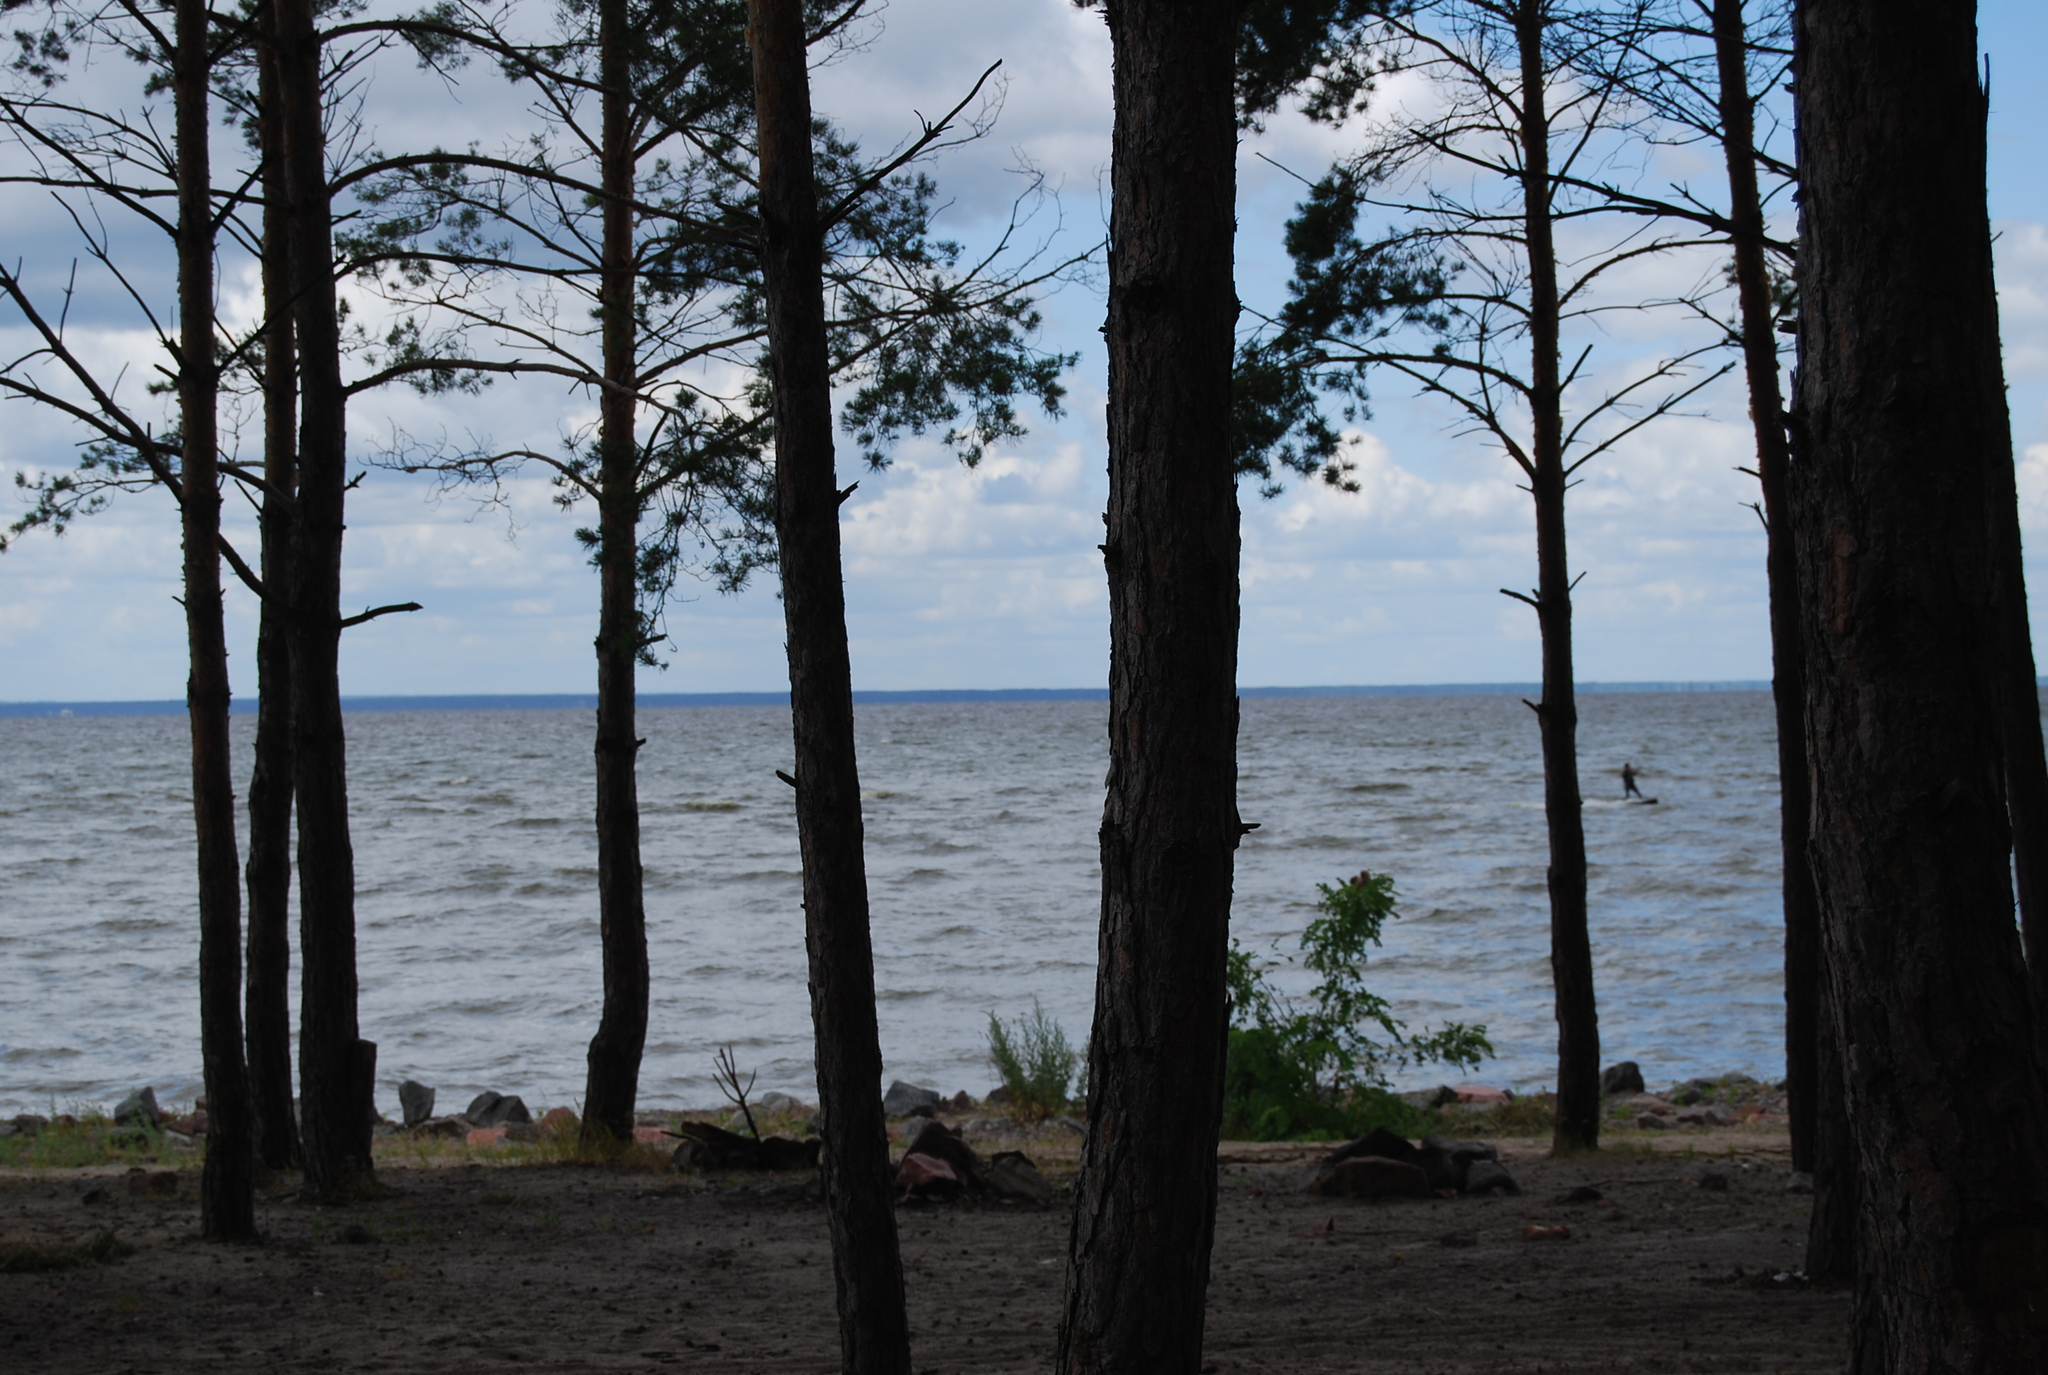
[
  {"x1": 1055, "y1": 4, "x2": 1239, "y2": 1373},
  {"x1": 747, "y1": 3, "x2": 909, "y2": 1371},
  {"x1": 579, "y1": 0, "x2": 651, "y2": 1150},
  {"x1": 1514, "y1": 0, "x2": 1598, "y2": 1156},
  {"x1": 245, "y1": 9, "x2": 301, "y2": 1177},
  {"x1": 175, "y1": 0, "x2": 255, "y2": 1240},
  {"x1": 1705, "y1": 0, "x2": 1843, "y2": 1258},
  {"x1": 1791, "y1": 0, "x2": 2048, "y2": 1362},
  {"x1": 277, "y1": 0, "x2": 373, "y2": 1200}
]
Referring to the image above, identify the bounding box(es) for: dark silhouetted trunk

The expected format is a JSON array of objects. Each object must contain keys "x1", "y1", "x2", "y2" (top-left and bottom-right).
[
  {"x1": 1791, "y1": 0, "x2": 2048, "y2": 1362},
  {"x1": 1706, "y1": 0, "x2": 1842, "y2": 1254},
  {"x1": 277, "y1": 0, "x2": 373, "y2": 1200},
  {"x1": 747, "y1": 2, "x2": 909, "y2": 1371},
  {"x1": 1055, "y1": 4, "x2": 1239, "y2": 1373},
  {"x1": 579, "y1": 0, "x2": 650, "y2": 1149},
  {"x1": 1515, "y1": 0, "x2": 1597, "y2": 1155},
  {"x1": 1803, "y1": 960, "x2": 1856, "y2": 1281},
  {"x1": 176, "y1": 0, "x2": 254, "y2": 1240},
  {"x1": 245, "y1": 12, "x2": 301, "y2": 1176}
]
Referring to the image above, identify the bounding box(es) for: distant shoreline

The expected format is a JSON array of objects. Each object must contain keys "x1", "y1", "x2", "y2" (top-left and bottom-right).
[{"x1": 0, "y1": 681, "x2": 1786, "y2": 718}]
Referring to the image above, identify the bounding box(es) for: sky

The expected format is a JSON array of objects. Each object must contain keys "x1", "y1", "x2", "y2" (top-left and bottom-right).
[{"x1": 2, "y1": 0, "x2": 2045, "y2": 701}]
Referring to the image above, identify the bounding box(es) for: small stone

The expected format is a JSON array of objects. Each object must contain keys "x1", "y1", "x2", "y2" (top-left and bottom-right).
[
  {"x1": 466, "y1": 1125, "x2": 509, "y2": 1147},
  {"x1": 756, "y1": 1091, "x2": 808, "y2": 1116},
  {"x1": 1310, "y1": 1155, "x2": 1432, "y2": 1200},
  {"x1": 1703, "y1": 1104, "x2": 1736, "y2": 1127},
  {"x1": 539, "y1": 1107, "x2": 579, "y2": 1136},
  {"x1": 504, "y1": 1122, "x2": 540, "y2": 1143},
  {"x1": 1698, "y1": 1172, "x2": 1731, "y2": 1192},
  {"x1": 399, "y1": 1080, "x2": 436, "y2": 1127},
  {"x1": 1449, "y1": 1085, "x2": 1511, "y2": 1105},
  {"x1": 631, "y1": 1126, "x2": 670, "y2": 1144},
  {"x1": 337, "y1": 1222, "x2": 374, "y2": 1245},
  {"x1": 1635, "y1": 1113, "x2": 1673, "y2": 1130},
  {"x1": 1522, "y1": 1224, "x2": 1571, "y2": 1241},
  {"x1": 127, "y1": 1169, "x2": 178, "y2": 1197},
  {"x1": 1052, "y1": 1116, "x2": 1086, "y2": 1137},
  {"x1": 985, "y1": 1084, "x2": 1013, "y2": 1106},
  {"x1": 1600, "y1": 1061, "x2": 1645, "y2": 1096},
  {"x1": 10, "y1": 1114, "x2": 48, "y2": 1138},
  {"x1": 113, "y1": 1087, "x2": 162, "y2": 1130},
  {"x1": 1786, "y1": 1171, "x2": 1815, "y2": 1195},
  {"x1": 882, "y1": 1081, "x2": 943, "y2": 1118},
  {"x1": 946, "y1": 1091, "x2": 974, "y2": 1112},
  {"x1": 1556, "y1": 1185, "x2": 1604, "y2": 1204},
  {"x1": 80, "y1": 1188, "x2": 108, "y2": 1206}
]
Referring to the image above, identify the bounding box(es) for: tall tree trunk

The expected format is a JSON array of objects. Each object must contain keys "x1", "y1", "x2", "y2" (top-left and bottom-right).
[
  {"x1": 747, "y1": 3, "x2": 909, "y2": 1371},
  {"x1": 1515, "y1": 0, "x2": 1598, "y2": 1156},
  {"x1": 1791, "y1": 0, "x2": 2048, "y2": 1363},
  {"x1": 245, "y1": 11, "x2": 301, "y2": 1176},
  {"x1": 1056, "y1": 4, "x2": 1240, "y2": 1372},
  {"x1": 579, "y1": 0, "x2": 650, "y2": 1150},
  {"x1": 277, "y1": 0, "x2": 373, "y2": 1200},
  {"x1": 176, "y1": 0, "x2": 255, "y2": 1240},
  {"x1": 1706, "y1": 0, "x2": 1844, "y2": 1261},
  {"x1": 1803, "y1": 955, "x2": 1857, "y2": 1281}
]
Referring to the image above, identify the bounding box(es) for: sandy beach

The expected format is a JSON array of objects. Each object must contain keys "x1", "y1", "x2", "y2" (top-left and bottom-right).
[{"x1": 2, "y1": 1122, "x2": 1843, "y2": 1373}]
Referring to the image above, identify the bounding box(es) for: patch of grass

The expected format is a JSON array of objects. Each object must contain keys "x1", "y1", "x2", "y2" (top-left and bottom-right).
[
  {"x1": 1446, "y1": 1096, "x2": 1557, "y2": 1139},
  {"x1": 0, "y1": 1111, "x2": 189, "y2": 1171},
  {"x1": 0, "y1": 1229, "x2": 134, "y2": 1274}
]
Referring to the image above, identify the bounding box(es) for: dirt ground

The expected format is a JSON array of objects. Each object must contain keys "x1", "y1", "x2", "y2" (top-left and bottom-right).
[{"x1": 2, "y1": 1126, "x2": 1845, "y2": 1374}]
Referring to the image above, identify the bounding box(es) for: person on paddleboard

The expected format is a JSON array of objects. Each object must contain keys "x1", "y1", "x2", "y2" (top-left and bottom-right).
[{"x1": 1621, "y1": 761, "x2": 1643, "y2": 799}]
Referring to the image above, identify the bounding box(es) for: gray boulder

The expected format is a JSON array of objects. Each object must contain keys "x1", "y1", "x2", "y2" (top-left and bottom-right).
[
  {"x1": 399, "y1": 1080, "x2": 436, "y2": 1127},
  {"x1": 1463, "y1": 1159, "x2": 1521, "y2": 1196},
  {"x1": 1418, "y1": 1134, "x2": 1499, "y2": 1192},
  {"x1": 985, "y1": 1151, "x2": 1055, "y2": 1205},
  {"x1": 1310, "y1": 1155, "x2": 1432, "y2": 1200},
  {"x1": 113, "y1": 1087, "x2": 161, "y2": 1129},
  {"x1": 883, "y1": 1081, "x2": 943, "y2": 1117},
  {"x1": 465, "y1": 1091, "x2": 532, "y2": 1127},
  {"x1": 756, "y1": 1091, "x2": 809, "y2": 1116},
  {"x1": 1600, "y1": 1061, "x2": 1645, "y2": 1096}
]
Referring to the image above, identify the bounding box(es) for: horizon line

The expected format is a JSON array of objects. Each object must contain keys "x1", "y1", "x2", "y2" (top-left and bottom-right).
[{"x1": 0, "y1": 680, "x2": 1782, "y2": 718}]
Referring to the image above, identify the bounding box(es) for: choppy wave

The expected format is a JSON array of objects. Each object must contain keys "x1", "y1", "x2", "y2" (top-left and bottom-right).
[{"x1": 0, "y1": 692, "x2": 1793, "y2": 1116}]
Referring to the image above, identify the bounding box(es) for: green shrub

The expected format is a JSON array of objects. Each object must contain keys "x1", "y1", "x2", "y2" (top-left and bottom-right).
[
  {"x1": 987, "y1": 1000, "x2": 1080, "y2": 1118},
  {"x1": 1221, "y1": 869, "x2": 1492, "y2": 1141}
]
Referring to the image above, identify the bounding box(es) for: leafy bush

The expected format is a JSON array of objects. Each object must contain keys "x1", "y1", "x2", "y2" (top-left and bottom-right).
[
  {"x1": 1223, "y1": 870, "x2": 1492, "y2": 1140},
  {"x1": 987, "y1": 1000, "x2": 1080, "y2": 1118}
]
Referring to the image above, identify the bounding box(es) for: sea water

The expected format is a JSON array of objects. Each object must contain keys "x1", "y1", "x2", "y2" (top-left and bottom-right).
[{"x1": 0, "y1": 692, "x2": 1789, "y2": 1117}]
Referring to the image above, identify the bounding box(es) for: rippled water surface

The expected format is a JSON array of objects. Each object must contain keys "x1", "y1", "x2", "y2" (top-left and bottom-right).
[{"x1": 0, "y1": 693, "x2": 1790, "y2": 1116}]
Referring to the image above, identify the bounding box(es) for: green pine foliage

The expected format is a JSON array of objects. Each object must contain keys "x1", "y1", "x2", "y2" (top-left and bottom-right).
[{"x1": 1223, "y1": 870, "x2": 1492, "y2": 1140}]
